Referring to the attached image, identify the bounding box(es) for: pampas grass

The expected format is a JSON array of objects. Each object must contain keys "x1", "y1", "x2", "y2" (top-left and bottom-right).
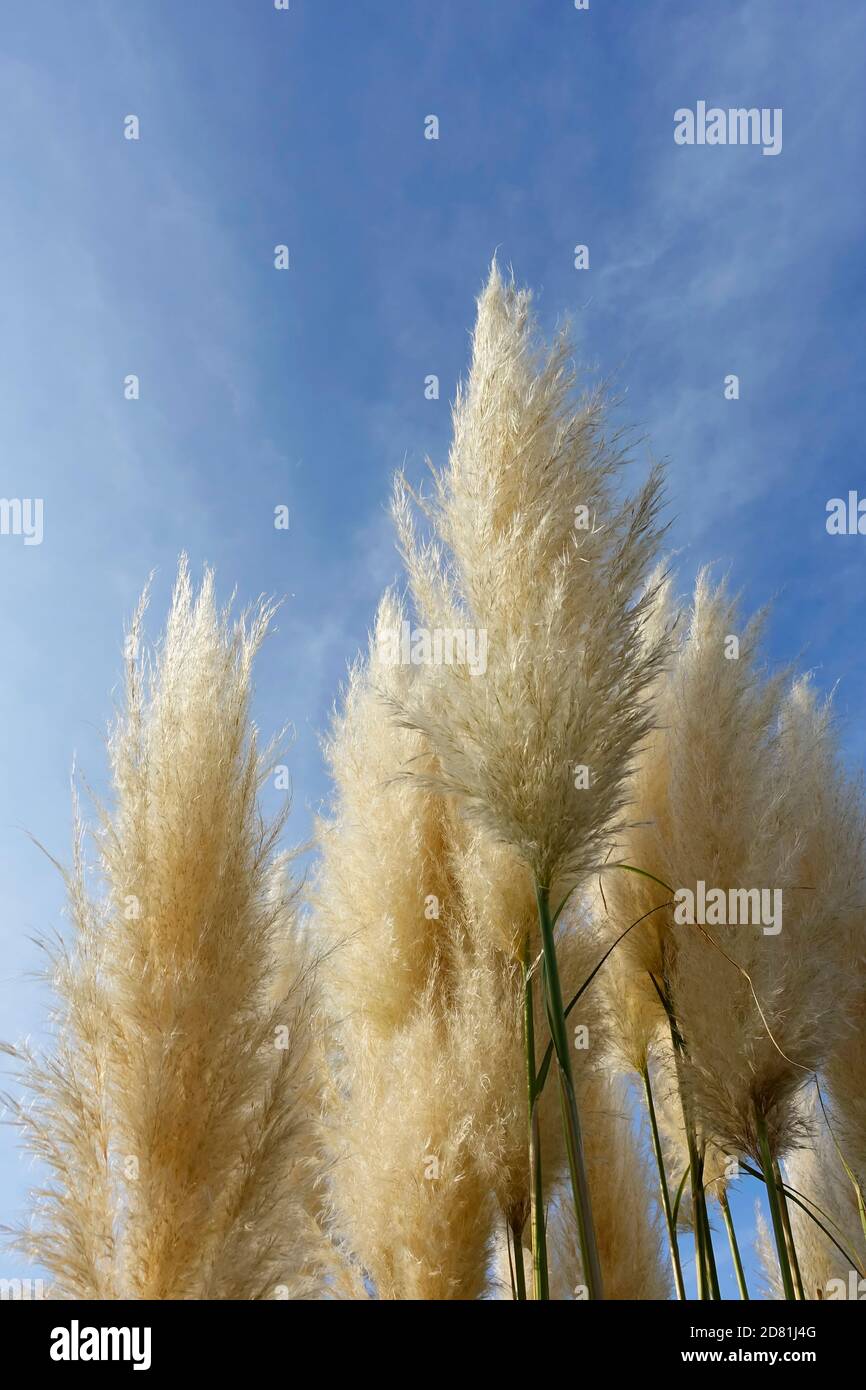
[
  {"x1": 316, "y1": 589, "x2": 598, "y2": 1298},
  {"x1": 670, "y1": 656, "x2": 863, "y2": 1165},
  {"x1": 385, "y1": 261, "x2": 671, "y2": 1298},
  {"x1": 316, "y1": 592, "x2": 453, "y2": 1041},
  {"x1": 825, "y1": 932, "x2": 866, "y2": 1201},
  {"x1": 390, "y1": 262, "x2": 668, "y2": 899},
  {"x1": 604, "y1": 569, "x2": 865, "y2": 1298},
  {"x1": 2, "y1": 558, "x2": 326, "y2": 1299},
  {"x1": 317, "y1": 597, "x2": 497, "y2": 1297},
  {"x1": 4, "y1": 264, "x2": 866, "y2": 1305}
]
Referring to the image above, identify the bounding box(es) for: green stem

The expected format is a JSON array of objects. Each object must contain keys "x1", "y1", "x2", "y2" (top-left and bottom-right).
[
  {"x1": 719, "y1": 1188, "x2": 749, "y2": 1300},
  {"x1": 641, "y1": 1064, "x2": 686, "y2": 1300},
  {"x1": 672, "y1": 1166, "x2": 690, "y2": 1227},
  {"x1": 505, "y1": 1221, "x2": 517, "y2": 1299},
  {"x1": 535, "y1": 882, "x2": 604, "y2": 1300},
  {"x1": 663, "y1": 1007, "x2": 708, "y2": 1300},
  {"x1": 682, "y1": 1121, "x2": 718, "y2": 1301},
  {"x1": 653, "y1": 974, "x2": 720, "y2": 1300},
  {"x1": 702, "y1": 1192, "x2": 722, "y2": 1300},
  {"x1": 523, "y1": 936, "x2": 548, "y2": 1300},
  {"x1": 774, "y1": 1159, "x2": 805, "y2": 1300},
  {"x1": 741, "y1": 1161, "x2": 865, "y2": 1276},
  {"x1": 511, "y1": 1220, "x2": 528, "y2": 1301},
  {"x1": 756, "y1": 1110, "x2": 796, "y2": 1300},
  {"x1": 536, "y1": 899, "x2": 673, "y2": 1097}
]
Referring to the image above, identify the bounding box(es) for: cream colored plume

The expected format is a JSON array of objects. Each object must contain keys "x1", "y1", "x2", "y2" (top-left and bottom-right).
[
  {"x1": 316, "y1": 590, "x2": 455, "y2": 1040},
  {"x1": 317, "y1": 595, "x2": 498, "y2": 1297},
  {"x1": 3, "y1": 558, "x2": 325, "y2": 1299},
  {"x1": 664, "y1": 582, "x2": 864, "y2": 1161},
  {"x1": 825, "y1": 940, "x2": 866, "y2": 1194},
  {"x1": 390, "y1": 260, "x2": 668, "y2": 898}
]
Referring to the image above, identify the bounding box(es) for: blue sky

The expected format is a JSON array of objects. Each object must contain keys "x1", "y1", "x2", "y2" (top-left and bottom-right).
[{"x1": 1, "y1": 0, "x2": 864, "y2": 1297}]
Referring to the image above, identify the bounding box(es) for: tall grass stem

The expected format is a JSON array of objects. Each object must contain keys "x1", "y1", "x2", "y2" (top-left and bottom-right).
[
  {"x1": 641, "y1": 1065, "x2": 686, "y2": 1300},
  {"x1": 535, "y1": 882, "x2": 604, "y2": 1299},
  {"x1": 719, "y1": 1188, "x2": 749, "y2": 1300},
  {"x1": 756, "y1": 1110, "x2": 796, "y2": 1300},
  {"x1": 774, "y1": 1159, "x2": 805, "y2": 1300},
  {"x1": 523, "y1": 936, "x2": 548, "y2": 1300}
]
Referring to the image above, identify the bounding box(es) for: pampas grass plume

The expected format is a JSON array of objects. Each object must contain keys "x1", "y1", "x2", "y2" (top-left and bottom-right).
[{"x1": 3, "y1": 558, "x2": 325, "y2": 1299}]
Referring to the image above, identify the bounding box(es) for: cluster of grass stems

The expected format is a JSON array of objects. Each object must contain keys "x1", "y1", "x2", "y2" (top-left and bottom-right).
[{"x1": 4, "y1": 263, "x2": 866, "y2": 1301}]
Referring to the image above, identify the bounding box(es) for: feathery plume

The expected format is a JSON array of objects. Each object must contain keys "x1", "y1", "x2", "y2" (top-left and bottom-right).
[
  {"x1": 316, "y1": 592, "x2": 453, "y2": 1041},
  {"x1": 597, "y1": 572, "x2": 864, "y2": 1297},
  {"x1": 3, "y1": 557, "x2": 324, "y2": 1300},
  {"x1": 324, "y1": 982, "x2": 496, "y2": 1300},
  {"x1": 391, "y1": 260, "x2": 668, "y2": 898},
  {"x1": 669, "y1": 650, "x2": 864, "y2": 1163},
  {"x1": 602, "y1": 570, "x2": 862, "y2": 1160},
  {"x1": 824, "y1": 938, "x2": 866, "y2": 1195},
  {"x1": 317, "y1": 598, "x2": 496, "y2": 1298}
]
